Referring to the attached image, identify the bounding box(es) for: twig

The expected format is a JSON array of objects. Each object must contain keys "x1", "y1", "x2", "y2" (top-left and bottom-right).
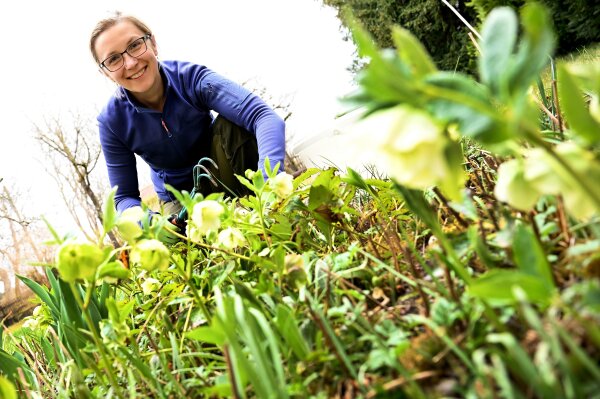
[
  {"x1": 468, "y1": 32, "x2": 482, "y2": 54},
  {"x1": 441, "y1": 0, "x2": 481, "y2": 39},
  {"x1": 556, "y1": 195, "x2": 571, "y2": 246}
]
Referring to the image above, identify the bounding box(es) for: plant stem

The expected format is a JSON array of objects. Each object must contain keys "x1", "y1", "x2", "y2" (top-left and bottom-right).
[{"x1": 69, "y1": 283, "x2": 124, "y2": 399}]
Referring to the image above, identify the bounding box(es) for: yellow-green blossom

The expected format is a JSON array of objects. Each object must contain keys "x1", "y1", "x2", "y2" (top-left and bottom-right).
[
  {"x1": 141, "y1": 277, "x2": 161, "y2": 295},
  {"x1": 217, "y1": 227, "x2": 246, "y2": 250},
  {"x1": 494, "y1": 158, "x2": 541, "y2": 211},
  {"x1": 190, "y1": 200, "x2": 224, "y2": 235},
  {"x1": 56, "y1": 240, "x2": 106, "y2": 283},
  {"x1": 270, "y1": 172, "x2": 294, "y2": 198},
  {"x1": 116, "y1": 206, "x2": 145, "y2": 242},
  {"x1": 365, "y1": 105, "x2": 466, "y2": 200},
  {"x1": 130, "y1": 239, "x2": 170, "y2": 272},
  {"x1": 496, "y1": 143, "x2": 600, "y2": 219}
]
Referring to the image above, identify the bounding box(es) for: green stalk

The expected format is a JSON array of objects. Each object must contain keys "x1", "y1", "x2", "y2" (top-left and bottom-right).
[
  {"x1": 172, "y1": 255, "x2": 212, "y2": 323},
  {"x1": 69, "y1": 283, "x2": 124, "y2": 399}
]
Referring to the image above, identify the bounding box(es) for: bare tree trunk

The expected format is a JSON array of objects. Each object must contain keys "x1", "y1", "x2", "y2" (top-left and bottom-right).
[{"x1": 35, "y1": 114, "x2": 120, "y2": 247}]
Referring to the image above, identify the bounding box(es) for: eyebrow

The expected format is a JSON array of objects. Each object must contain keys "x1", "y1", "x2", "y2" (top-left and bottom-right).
[{"x1": 104, "y1": 36, "x2": 143, "y2": 58}]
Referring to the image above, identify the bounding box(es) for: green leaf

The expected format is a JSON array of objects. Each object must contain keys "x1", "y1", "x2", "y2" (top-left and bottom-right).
[
  {"x1": 102, "y1": 187, "x2": 118, "y2": 233},
  {"x1": 468, "y1": 226, "x2": 501, "y2": 268},
  {"x1": 97, "y1": 261, "x2": 130, "y2": 281},
  {"x1": 507, "y1": 3, "x2": 555, "y2": 98},
  {"x1": 275, "y1": 304, "x2": 310, "y2": 360},
  {"x1": 0, "y1": 349, "x2": 30, "y2": 380},
  {"x1": 469, "y1": 269, "x2": 554, "y2": 305},
  {"x1": 186, "y1": 326, "x2": 226, "y2": 345},
  {"x1": 425, "y1": 73, "x2": 510, "y2": 144},
  {"x1": 512, "y1": 222, "x2": 555, "y2": 290},
  {"x1": 17, "y1": 274, "x2": 59, "y2": 317},
  {"x1": 392, "y1": 26, "x2": 437, "y2": 78},
  {"x1": 487, "y1": 333, "x2": 556, "y2": 398},
  {"x1": 479, "y1": 7, "x2": 518, "y2": 96},
  {"x1": 558, "y1": 63, "x2": 600, "y2": 145},
  {"x1": 0, "y1": 375, "x2": 17, "y2": 399}
]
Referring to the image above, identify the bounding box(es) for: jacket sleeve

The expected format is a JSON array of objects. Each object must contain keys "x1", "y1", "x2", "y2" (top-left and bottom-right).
[
  {"x1": 193, "y1": 69, "x2": 286, "y2": 175},
  {"x1": 98, "y1": 120, "x2": 142, "y2": 212}
]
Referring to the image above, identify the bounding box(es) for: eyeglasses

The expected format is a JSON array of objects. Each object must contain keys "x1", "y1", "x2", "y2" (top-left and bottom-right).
[{"x1": 99, "y1": 34, "x2": 151, "y2": 72}]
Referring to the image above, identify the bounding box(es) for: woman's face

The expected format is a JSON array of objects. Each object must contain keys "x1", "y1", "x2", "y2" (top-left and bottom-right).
[{"x1": 94, "y1": 21, "x2": 161, "y2": 97}]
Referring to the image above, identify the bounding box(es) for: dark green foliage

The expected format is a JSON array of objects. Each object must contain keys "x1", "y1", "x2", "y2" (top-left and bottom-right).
[
  {"x1": 323, "y1": 0, "x2": 479, "y2": 73},
  {"x1": 468, "y1": 0, "x2": 600, "y2": 55}
]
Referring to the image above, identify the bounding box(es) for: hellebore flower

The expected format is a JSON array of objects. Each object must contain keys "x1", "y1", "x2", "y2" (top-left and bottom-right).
[
  {"x1": 56, "y1": 240, "x2": 106, "y2": 283},
  {"x1": 141, "y1": 277, "x2": 161, "y2": 296},
  {"x1": 130, "y1": 239, "x2": 170, "y2": 272},
  {"x1": 494, "y1": 158, "x2": 541, "y2": 211},
  {"x1": 190, "y1": 200, "x2": 224, "y2": 235},
  {"x1": 217, "y1": 227, "x2": 246, "y2": 250},
  {"x1": 361, "y1": 105, "x2": 466, "y2": 200},
  {"x1": 269, "y1": 172, "x2": 294, "y2": 198},
  {"x1": 116, "y1": 206, "x2": 145, "y2": 242}
]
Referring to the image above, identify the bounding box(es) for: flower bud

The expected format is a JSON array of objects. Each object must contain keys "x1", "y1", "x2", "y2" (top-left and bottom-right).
[
  {"x1": 130, "y1": 239, "x2": 170, "y2": 272},
  {"x1": 56, "y1": 240, "x2": 106, "y2": 283}
]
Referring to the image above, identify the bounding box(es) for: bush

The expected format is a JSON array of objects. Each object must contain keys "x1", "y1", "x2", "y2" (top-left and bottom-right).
[
  {"x1": 323, "y1": 0, "x2": 479, "y2": 73},
  {"x1": 468, "y1": 0, "x2": 600, "y2": 55}
]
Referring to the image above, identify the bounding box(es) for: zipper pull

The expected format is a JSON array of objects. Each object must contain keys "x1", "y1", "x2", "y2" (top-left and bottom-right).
[{"x1": 161, "y1": 118, "x2": 172, "y2": 138}]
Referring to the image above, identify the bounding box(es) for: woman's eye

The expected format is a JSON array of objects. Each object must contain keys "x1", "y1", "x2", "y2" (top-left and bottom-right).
[
  {"x1": 129, "y1": 41, "x2": 142, "y2": 51},
  {"x1": 106, "y1": 55, "x2": 122, "y2": 66}
]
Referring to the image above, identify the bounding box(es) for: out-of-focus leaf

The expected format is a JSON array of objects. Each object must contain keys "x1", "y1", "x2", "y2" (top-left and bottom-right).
[
  {"x1": 392, "y1": 26, "x2": 437, "y2": 78},
  {"x1": 275, "y1": 304, "x2": 309, "y2": 360},
  {"x1": 558, "y1": 63, "x2": 600, "y2": 145},
  {"x1": 507, "y1": 3, "x2": 555, "y2": 97},
  {"x1": 469, "y1": 269, "x2": 555, "y2": 305},
  {"x1": 102, "y1": 187, "x2": 118, "y2": 234},
  {"x1": 479, "y1": 7, "x2": 518, "y2": 97},
  {"x1": 424, "y1": 73, "x2": 511, "y2": 144},
  {"x1": 0, "y1": 375, "x2": 17, "y2": 399},
  {"x1": 513, "y1": 222, "x2": 555, "y2": 290}
]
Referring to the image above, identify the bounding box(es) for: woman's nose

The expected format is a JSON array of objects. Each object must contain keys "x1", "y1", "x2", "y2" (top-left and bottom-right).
[{"x1": 123, "y1": 53, "x2": 139, "y2": 69}]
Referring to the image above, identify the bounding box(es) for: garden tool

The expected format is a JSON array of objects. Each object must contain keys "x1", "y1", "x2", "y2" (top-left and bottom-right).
[{"x1": 169, "y1": 157, "x2": 219, "y2": 228}]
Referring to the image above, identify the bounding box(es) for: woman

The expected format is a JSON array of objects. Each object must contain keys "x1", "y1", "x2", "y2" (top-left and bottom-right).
[{"x1": 90, "y1": 12, "x2": 286, "y2": 218}]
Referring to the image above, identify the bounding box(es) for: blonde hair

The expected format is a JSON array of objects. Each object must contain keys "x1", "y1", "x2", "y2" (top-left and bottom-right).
[{"x1": 89, "y1": 11, "x2": 152, "y2": 64}]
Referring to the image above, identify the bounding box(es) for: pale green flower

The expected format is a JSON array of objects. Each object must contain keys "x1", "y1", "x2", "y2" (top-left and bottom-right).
[
  {"x1": 538, "y1": 143, "x2": 600, "y2": 220},
  {"x1": 190, "y1": 200, "x2": 224, "y2": 235},
  {"x1": 141, "y1": 277, "x2": 161, "y2": 295},
  {"x1": 500, "y1": 143, "x2": 600, "y2": 219},
  {"x1": 116, "y1": 206, "x2": 145, "y2": 242},
  {"x1": 495, "y1": 158, "x2": 540, "y2": 211},
  {"x1": 270, "y1": 172, "x2": 294, "y2": 198},
  {"x1": 56, "y1": 240, "x2": 106, "y2": 283},
  {"x1": 217, "y1": 227, "x2": 246, "y2": 250},
  {"x1": 368, "y1": 105, "x2": 466, "y2": 200},
  {"x1": 130, "y1": 239, "x2": 170, "y2": 272}
]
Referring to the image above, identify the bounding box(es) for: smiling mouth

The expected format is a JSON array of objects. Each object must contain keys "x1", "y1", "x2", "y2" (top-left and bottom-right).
[{"x1": 129, "y1": 67, "x2": 146, "y2": 79}]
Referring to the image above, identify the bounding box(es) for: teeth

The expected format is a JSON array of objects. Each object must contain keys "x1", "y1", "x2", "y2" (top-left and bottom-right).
[{"x1": 130, "y1": 67, "x2": 145, "y2": 79}]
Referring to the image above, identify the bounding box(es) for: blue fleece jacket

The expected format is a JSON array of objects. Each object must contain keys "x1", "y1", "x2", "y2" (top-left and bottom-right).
[{"x1": 97, "y1": 60, "x2": 286, "y2": 212}]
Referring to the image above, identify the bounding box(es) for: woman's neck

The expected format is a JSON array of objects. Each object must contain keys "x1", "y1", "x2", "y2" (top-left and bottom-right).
[{"x1": 133, "y1": 74, "x2": 166, "y2": 111}]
